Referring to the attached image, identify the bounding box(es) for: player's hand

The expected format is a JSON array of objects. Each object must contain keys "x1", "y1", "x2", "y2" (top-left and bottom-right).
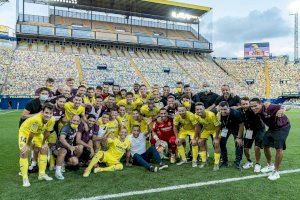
[
  {"x1": 69, "y1": 146, "x2": 76, "y2": 152},
  {"x1": 126, "y1": 162, "x2": 132, "y2": 167},
  {"x1": 190, "y1": 139, "x2": 197, "y2": 146},
  {"x1": 89, "y1": 148, "x2": 94, "y2": 158},
  {"x1": 276, "y1": 109, "x2": 285, "y2": 117},
  {"x1": 175, "y1": 138, "x2": 181, "y2": 145},
  {"x1": 146, "y1": 118, "x2": 153, "y2": 125},
  {"x1": 236, "y1": 138, "x2": 243, "y2": 147},
  {"x1": 21, "y1": 145, "x2": 30, "y2": 154}
]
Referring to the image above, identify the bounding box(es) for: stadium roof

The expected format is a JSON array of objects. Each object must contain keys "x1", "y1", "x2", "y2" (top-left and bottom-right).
[{"x1": 44, "y1": 0, "x2": 212, "y2": 23}]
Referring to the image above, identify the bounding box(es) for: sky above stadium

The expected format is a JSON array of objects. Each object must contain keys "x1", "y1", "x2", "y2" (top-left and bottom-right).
[{"x1": 0, "y1": 0, "x2": 297, "y2": 59}]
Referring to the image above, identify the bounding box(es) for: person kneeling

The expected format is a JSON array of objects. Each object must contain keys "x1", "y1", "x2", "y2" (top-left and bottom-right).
[
  {"x1": 83, "y1": 128, "x2": 130, "y2": 177},
  {"x1": 127, "y1": 125, "x2": 168, "y2": 172},
  {"x1": 54, "y1": 115, "x2": 83, "y2": 180}
]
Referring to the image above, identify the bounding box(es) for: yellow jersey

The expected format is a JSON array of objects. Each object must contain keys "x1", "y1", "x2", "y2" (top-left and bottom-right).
[
  {"x1": 117, "y1": 114, "x2": 130, "y2": 129},
  {"x1": 106, "y1": 138, "x2": 131, "y2": 161},
  {"x1": 173, "y1": 111, "x2": 197, "y2": 131},
  {"x1": 98, "y1": 118, "x2": 120, "y2": 138},
  {"x1": 140, "y1": 104, "x2": 160, "y2": 118},
  {"x1": 19, "y1": 113, "x2": 56, "y2": 136},
  {"x1": 117, "y1": 99, "x2": 143, "y2": 114},
  {"x1": 83, "y1": 96, "x2": 96, "y2": 105},
  {"x1": 195, "y1": 110, "x2": 220, "y2": 131},
  {"x1": 64, "y1": 102, "x2": 85, "y2": 121},
  {"x1": 126, "y1": 115, "x2": 148, "y2": 134}
]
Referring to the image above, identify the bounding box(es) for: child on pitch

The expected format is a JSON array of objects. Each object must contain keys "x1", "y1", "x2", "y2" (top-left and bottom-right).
[{"x1": 83, "y1": 128, "x2": 130, "y2": 177}]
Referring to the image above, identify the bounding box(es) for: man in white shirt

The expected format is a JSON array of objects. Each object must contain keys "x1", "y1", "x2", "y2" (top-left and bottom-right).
[{"x1": 127, "y1": 125, "x2": 168, "y2": 172}]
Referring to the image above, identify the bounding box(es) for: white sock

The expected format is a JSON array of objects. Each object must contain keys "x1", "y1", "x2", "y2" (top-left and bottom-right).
[
  {"x1": 31, "y1": 161, "x2": 37, "y2": 166},
  {"x1": 56, "y1": 166, "x2": 62, "y2": 172}
]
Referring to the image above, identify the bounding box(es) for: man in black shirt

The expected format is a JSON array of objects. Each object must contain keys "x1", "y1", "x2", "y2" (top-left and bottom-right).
[
  {"x1": 238, "y1": 97, "x2": 265, "y2": 172},
  {"x1": 19, "y1": 87, "x2": 51, "y2": 126},
  {"x1": 219, "y1": 101, "x2": 244, "y2": 170},
  {"x1": 193, "y1": 83, "x2": 219, "y2": 109},
  {"x1": 209, "y1": 84, "x2": 241, "y2": 111},
  {"x1": 161, "y1": 85, "x2": 174, "y2": 106}
]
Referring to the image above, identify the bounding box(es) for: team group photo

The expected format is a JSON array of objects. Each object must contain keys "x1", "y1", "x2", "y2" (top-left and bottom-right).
[{"x1": 0, "y1": 0, "x2": 299, "y2": 199}]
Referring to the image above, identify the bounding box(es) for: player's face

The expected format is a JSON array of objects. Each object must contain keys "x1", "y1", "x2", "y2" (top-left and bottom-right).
[
  {"x1": 108, "y1": 97, "x2": 115, "y2": 105},
  {"x1": 132, "y1": 111, "x2": 139, "y2": 119},
  {"x1": 96, "y1": 89, "x2": 102, "y2": 96},
  {"x1": 56, "y1": 97, "x2": 66, "y2": 109},
  {"x1": 163, "y1": 87, "x2": 170, "y2": 95},
  {"x1": 112, "y1": 86, "x2": 120, "y2": 94},
  {"x1": 160, "y1": 110, "x2": 167, "y2": 120},
  {"x1": 46, "y1": 81, "x2": 54, "y2": 90},
  {"x1": 250, "y1": 101, "x2": 262, "y2": 114},
  {"x1": 241, "y1": 100, "x2": 250, "y2": 110},
  {"x1": 73, "y1": 97, "x2": 82, "y2": 107},
  {"x1": 178, "y1": 107, "x2": 186, "y2": 117},
  {"x1": 220, "y1": 106, "x2": 230, "y2": 116},
  {"x1": 148, "y1": 101, "x2": 155, "y2": 110},
  {"x1": 103, "y1": 85, "x2": 109, "y2": 94},
  {"x1": 102, "y1": 114, "x2": 109, "y2": 123},
  {"x1": 63, "y1": 87, "x2": 71, "y2": 97},
  {"x1": 221, "y1": 86, "x2": 230, "y2": 96},
  {"x1": 71, "y1": 115, "x2": 80, "y2": 125},
  {"x1": 167, "y1": 98, "x2": 175, "y2": 107},
  {"x1": 42, "y1": 108, "x2": 53, "y2": 121},
  {"x1": 119, "y1": 107, "x2": 126, "y2": 116},
  {"x1": 95, "y1": 98, "x2": 103, "y2": 107},
  {"x1": 67, "y1": 80, "x2": 74, "y2": 88},
  {"x1": 40, "y1": 90, "x2": 50, "y2": 101},
  {"x1": 110, "y1": 111, "x2": 118, "y2": 120},
  {"x1": 119, "y1": 129, "x2": 127, "y2": 139},
  {"x1": 195, "y1": 105, "x2": 205, "y2": 116},
  {"x1": 184, "y1": 87, "x2": 191, "y2": 94},
  {"x1": 77, "y1": 87, "x2": 87, "y2": 96},
  {"x1": 140, "y1": 86, "x2": 147, "y2": 95},
  {"x1": 121, "y1": 90, "x2": 126, "y2": 98},
  {"x1": 133, "y1": 84, "x2": 140, "y2": 92},
  {"x1": 153, "y1": 91, "x2": 160, "y2": 100},
  {"x1": 126, "y1": 95, "x2": 133, "y2": 103},
  {"x1": 132, "y1": 127, "x2": 140, "y2": 138},
  {"x1": 87, "y1": 89, "x2": 95, "y2": 98},
  {"x1": 88, "y1": 117, "x2": 96, "y2": 127}
]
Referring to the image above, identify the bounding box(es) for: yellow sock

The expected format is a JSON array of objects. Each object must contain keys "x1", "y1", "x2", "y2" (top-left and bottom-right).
[
  {"x1": 214, "y1": 153, "x2": 221, "y2": 165},
  {"x1": 177, "y1": 145, "x2": 186, "y2": 161},
  {"x1": 38, "y1": 154, "x2": 47, "y2": 176},
  {"x1": 49, "y1": 154, "x2": 55, "y2": 169},
  {"x1": 192, "y1": 146, "x2": 199, "y2": 161},
  {"x1": 86, "y1": 151, "x2": 104, "y2": 172},
  {"x1": 20, "y1": 157, "x2": 29, "y2": 180},
  {"x1": 200, "y1": 151, "x2": 207, "y2": 163},
  {"x1": 100, "y1": 163, "x2": 123, "y2": 172}
]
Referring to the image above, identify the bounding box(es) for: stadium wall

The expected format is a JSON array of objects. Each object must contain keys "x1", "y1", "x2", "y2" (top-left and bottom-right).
[{"x1": 0, "y1": 96, "x2": 33, "y2": 109}]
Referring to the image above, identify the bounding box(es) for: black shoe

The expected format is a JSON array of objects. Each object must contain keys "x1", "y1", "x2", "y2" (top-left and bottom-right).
[
  {"x1": 28, "y1": 166, "x2": 38, "y2": 173},
  {"x1": 149, "y1": 165, "x2": 158, "y2": 172},
  {"x1": 219, "y1": 162, "x2": 228, "y2": 168},
  {"x1": 234, "y1": 162, "x2": 241, "y2": 170}
]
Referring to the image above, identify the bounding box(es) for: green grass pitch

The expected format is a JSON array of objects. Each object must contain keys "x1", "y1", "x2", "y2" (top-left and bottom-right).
[{"x1": 0, "y1": 110, "x2": 299, "y2": 200}]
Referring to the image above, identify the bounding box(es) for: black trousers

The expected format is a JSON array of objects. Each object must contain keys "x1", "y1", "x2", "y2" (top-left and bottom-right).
[{"x1": 220, "y1": 133, "x2": 243, "y2": 164}]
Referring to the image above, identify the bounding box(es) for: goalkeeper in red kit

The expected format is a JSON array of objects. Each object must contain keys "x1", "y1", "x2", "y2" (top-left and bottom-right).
[{"x1": 150, "y1": 108, "x2": 177, "y2": 163}]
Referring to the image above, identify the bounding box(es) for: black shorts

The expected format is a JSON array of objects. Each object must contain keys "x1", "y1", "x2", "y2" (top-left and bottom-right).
[
  {"x1": 244, "y1": 129, "x2": 265, "y2": 149},
  {"x1": 263, "y1": 126, "x2": 291, "y2": 150}
]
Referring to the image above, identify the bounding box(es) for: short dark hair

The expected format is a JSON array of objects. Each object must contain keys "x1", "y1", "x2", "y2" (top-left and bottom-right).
[
  {"x1": 221, "y1": 84, "x2": 230, "y2": 88},
  {"x1": 96, "y1": 86, "x2": 102, "y2": 90},
  {"x1": 42, "y1": 102, "x2": 54, "y2": 111},
  {"x1": 167, "y1": 95, "x2": 175, "y2": 100},
  {"x1": 176, "y1": 81, "x2": 183, "y2": 85},
  {"x1": 160, "y1": 107, "x2": 167, "y2": 112},
  {"x1": 219, "y1": 101, "x2": 229, "y2": 107},
  {"x1": 46, "y1": 78, "x2": 54, "y2": 83},
  {"x1": 78, "y1": 85, "x2": 86, "y2": 89},
  {"x1": 74, "y1": 95, "x2": 83, "y2": 101},
  {"x1": 66, "y1": 78, "x2": 74, "y2": 82},
  {"x1": 163, "y1": 85, "x2": 169, "y2": 88},
  {"x1": 126, "y1": 92, "x2": 134, "y2": 97},
  {"x1": 87, "y1": 114, "x2": 96, "y2": 120},
  {"x1": 140, "y1": 84, "x2": 146, "y2": 88},
  {"x1": 184, "y1": 84, "x2": 190, "y2": 89},
  {"x1": 120, "y1": 89, "x2": 127, "y2": 92},
  {"x1": 113, "y1": 85, "x2": 120, "y2": 88},
  {"x1": 240, "y1": 97, "x2": 250, "y2": 102},
  {"x1": 250, "y1": 98, "x2": 261, "y2": 104},
  {"x1": 39, "y1": 87, "x2": 50, "y2": 94},
  {"x1": 132, "y1": 124, "x2": 140, "y2": 129},
  {"x1": 108, "y1": 94, "x2": 115, "y2": 98},
  {"x1": 87, "y1": 87, "x2": 94, "y2": 91},
  {"x1": 56, "y1": 95, "x2": 66, "y2": 100},
  {"x1": 96, "y1": 96, "x2": 103, "y2": 100},
  {"x1": 180, "y1": 94, "x2": 189, "y2": 100}
]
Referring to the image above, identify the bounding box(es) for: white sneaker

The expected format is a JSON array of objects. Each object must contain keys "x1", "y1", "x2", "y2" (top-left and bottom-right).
[
  {"x1": 38, "y1": 174, "x2": 53, "y2": 181},
  {"x1": 192, "y1": 161, "x2": 198, "y2": 168},
  {"x1": 55, "y1": 171, "x2": 65, "y2": 180},
  {"x1": 254, "y1": 164, "x2": 261, "y2": 173},
  {"x1": 268, "y1": 171, "x2": 280, "y2": 181},
  {"x1": 261, "y1": 164, "x2": 275, "y2": 173},
  {"x1": 23, "y1": 179, "x2": 31, "y2": 187},
  {"x1": 28, "y1": 162, "x2": 37, "y2": 170},
  {"x1": 242, "y1": 161, "x2": 253, "y2": 169},
  {"x1": 176, "y1": 160, "x2": 188, "y2": 166}
]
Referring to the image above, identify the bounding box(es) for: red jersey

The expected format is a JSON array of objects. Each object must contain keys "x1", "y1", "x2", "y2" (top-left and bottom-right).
[{"x1": 152, "y1": 118, "x2": 174, "y2": 141}]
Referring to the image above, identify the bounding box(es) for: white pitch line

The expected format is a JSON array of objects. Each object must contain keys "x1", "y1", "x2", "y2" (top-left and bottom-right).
[
  {"x1": 0, "y1": 110, "x2": 18, "y2": 115},
  {"x1": 77, "y1": 168, "x2": 300, "y2": 200}
]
